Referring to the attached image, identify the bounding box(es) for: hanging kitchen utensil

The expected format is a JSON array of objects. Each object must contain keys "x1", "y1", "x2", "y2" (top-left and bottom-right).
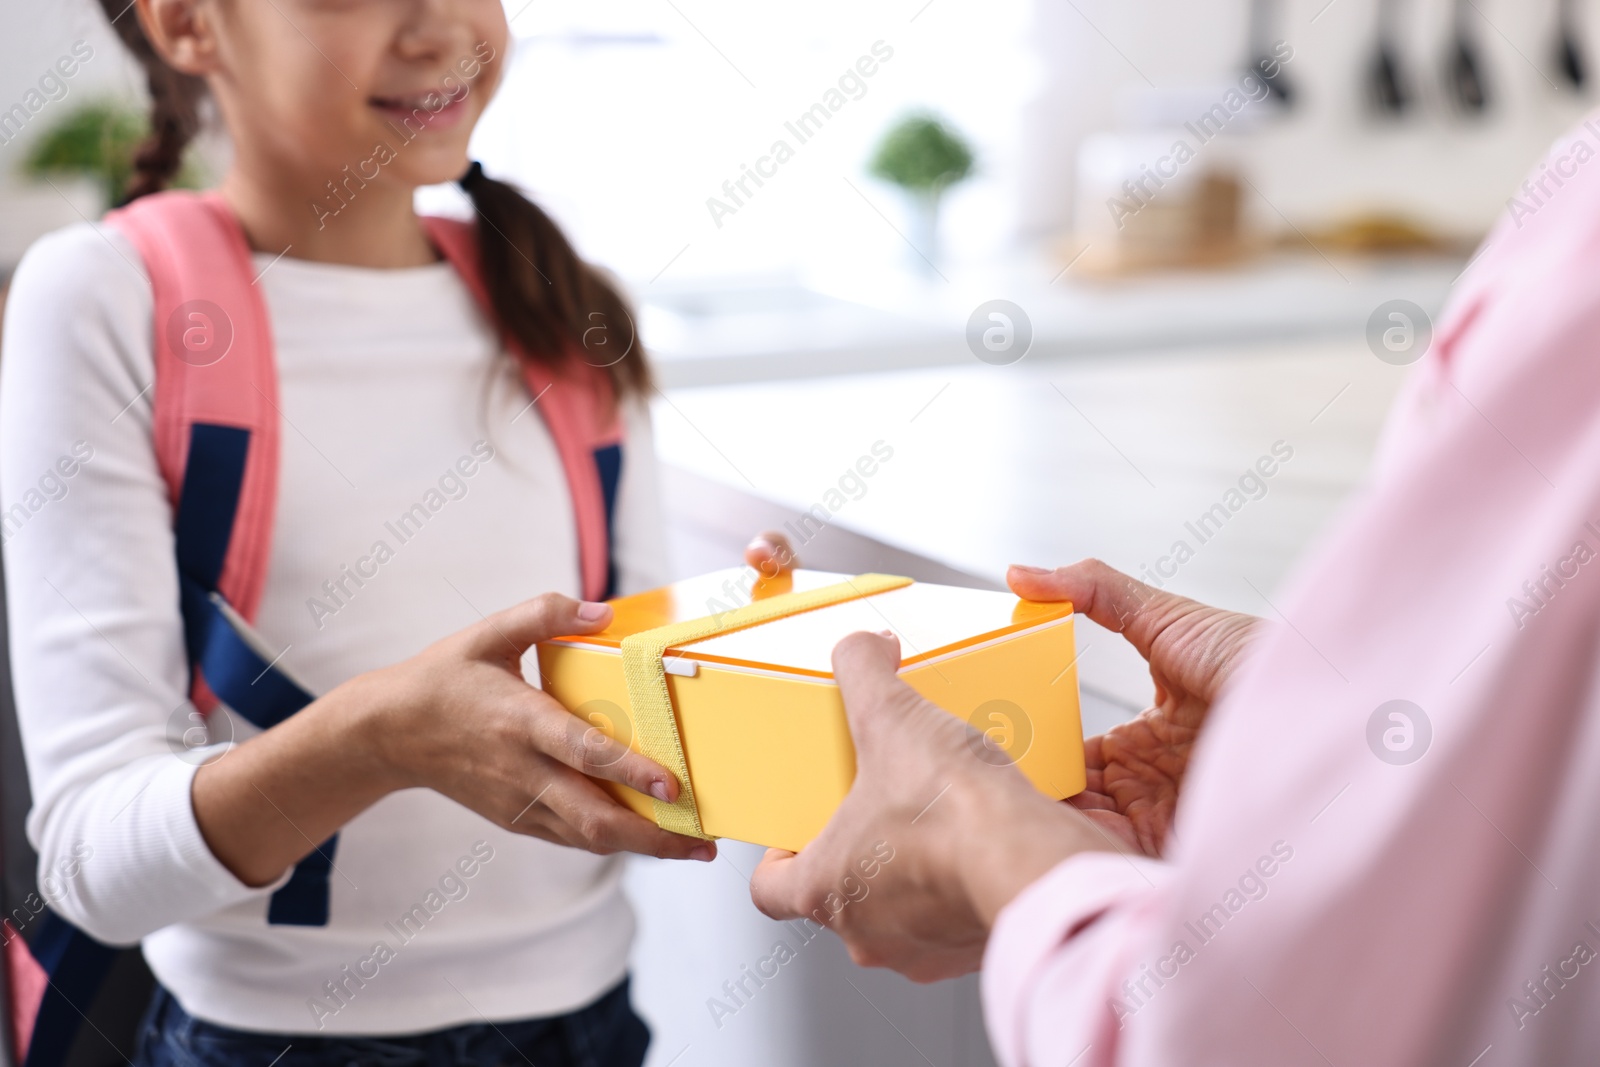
[
  {"x1": 1445, "y1": 0, "x2": 1490, "y2": 114},
  {"x1": 1368, "y1": 0, "x2": 1410, "y2": 114},
  {"x1": 1554, "y1": 0, "x2": 1587, "y2": 91},
  {"x1": 1246, "y1": 0, "x2": 1295, "y2": 107}
]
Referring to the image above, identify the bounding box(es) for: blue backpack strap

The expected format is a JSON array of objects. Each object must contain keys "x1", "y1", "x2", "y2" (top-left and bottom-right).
[
  {"x1": 18, "y1": 911, "x2": 117, "y2": 1067},
  {"x1": 173, "y1": 424, "x2": 314, "y2": 730},
  {"x1": 173, "y1": 423, "x2": 333, "y2": 926},
  {"x1": 2, "y1": 491, "x2": 153, "y2": 1067},
  {"x1": 594, "y1": 443, "x2": 622, "y2": 600}
]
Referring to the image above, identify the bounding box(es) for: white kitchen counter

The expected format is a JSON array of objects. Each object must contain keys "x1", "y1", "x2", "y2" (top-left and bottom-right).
[
  {"x1": 650, "y1": 333, "x2": 1411, "y2": 708},
  {"x1": 640, "y1": 251, "x2": 1462, "y2": 388}
]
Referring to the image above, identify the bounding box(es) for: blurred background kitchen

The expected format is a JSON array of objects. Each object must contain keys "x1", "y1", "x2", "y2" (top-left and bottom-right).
[{"x1": 1, "y1": 0, "x2": 1593, "y2": 1064}]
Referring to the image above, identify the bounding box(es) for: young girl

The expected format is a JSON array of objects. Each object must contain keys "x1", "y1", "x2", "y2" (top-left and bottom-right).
[{"x1": 1, "y1": 1, "x2": 788, "y2": 1063}]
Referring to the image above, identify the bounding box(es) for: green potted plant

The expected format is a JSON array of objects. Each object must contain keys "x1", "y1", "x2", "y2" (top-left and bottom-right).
[
  {"x1": 868, "y1": 112, "x2": 974, "y2": 270},
  {"x1": 21, "y1": 101, "x2": 198, "y2": 208}
]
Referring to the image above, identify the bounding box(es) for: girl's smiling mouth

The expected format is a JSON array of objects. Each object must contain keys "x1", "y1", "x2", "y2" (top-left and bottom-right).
[{"x1": 369, "y1": 82, "x2": 471, "y2": 131}]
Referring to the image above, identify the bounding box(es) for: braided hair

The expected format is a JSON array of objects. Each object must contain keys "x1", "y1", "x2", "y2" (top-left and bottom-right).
[
  {"x1": 100, "y1": 1, "x2": 205, "y2": 203},
  {"x1": 98, "y1": 3, "x2": 651, "y2": 396}
]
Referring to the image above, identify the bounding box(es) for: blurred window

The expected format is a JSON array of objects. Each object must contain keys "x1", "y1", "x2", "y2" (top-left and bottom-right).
[{"x1": 456, "y1": 0, "x2": 1034, "y2": 285}]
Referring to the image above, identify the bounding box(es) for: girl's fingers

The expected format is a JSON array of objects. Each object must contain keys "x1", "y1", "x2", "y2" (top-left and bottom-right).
[
  {"x1": 745, "y1": 531, "x2": 798, "y2": 577},
  {"x1": 533, "y1": 772, "x2": 714, "y2": 860},
  {"x1": 524, "y1": 691, "x2": 681, "y2": 802},
  {"x1": 468, "y1": 592, "x2": 612, "y2": 660},
  {"x1": 500, "y1": 812, "x2": 570, "y2": 850}
]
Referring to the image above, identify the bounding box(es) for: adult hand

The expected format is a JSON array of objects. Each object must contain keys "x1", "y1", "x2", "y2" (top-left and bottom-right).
[
  {"x1": 1007, "y1": 560, "x2": 1262, "y2": 858},
  {"x1": 367, "y1": 593, "x2": 716, "y2": 862},
  {"x1": 750, "y1": 631, "x2": 1116, "y2": 982}
]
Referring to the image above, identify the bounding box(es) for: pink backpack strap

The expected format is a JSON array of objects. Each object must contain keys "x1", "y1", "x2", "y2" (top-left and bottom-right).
[
  {"x1": 4, "y1": 197, "x2": 631, "y2": 1067},
  {"x1": 2, "y1": 204, "x2": 298, "y2": 1062},
  {"x1": 106, "y1": 191, "x2": 285, "y2": 714},
  {"x1": 422, "y1": 215, "x2": 619, "y2": 602},
  {"x1": 107, "y1": 191, "x2": 330, "y2": 927},
  {"x1": 3, "y1": 921, "x2": 45, "y2": 1063}
]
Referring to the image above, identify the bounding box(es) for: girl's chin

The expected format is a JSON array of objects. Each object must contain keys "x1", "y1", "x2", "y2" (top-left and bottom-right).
[
  {"x1": 399, "y1": 152, "x2": 475, "y2": 190},
  {"x1": 320, "y1": 137, "x2": 472, "y2": 193}
]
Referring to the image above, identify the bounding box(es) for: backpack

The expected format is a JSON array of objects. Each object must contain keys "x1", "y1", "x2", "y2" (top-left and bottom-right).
[{"x1": 1, "y1": 189, "x2": 626, "y2": 1066}]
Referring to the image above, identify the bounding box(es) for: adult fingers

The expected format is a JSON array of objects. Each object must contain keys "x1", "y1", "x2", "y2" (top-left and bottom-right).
[
  {"x1": 1072, "y1": 735, "x2": 1112, "y2": 798},
  {"x1": 1076, "y1": 807, "x2": 1142, "y2": 855},
  {"x1": 745, "y1": 530, "x2": 799, "y2": 578},
  {"x1": 1081, "y1": 732, "x2": 1107, "y2": 771},
  {"x1": 750, "y1": 847, "x2": 806, "y2": 920},
  {"x1": 830, "y1": 630, "x2": 924, "y2": 751},
  {"x1": 1006, "y1": 559, "x2": 1210, "y2": 665},
  {"x1": 466, "y1": 592, "x2": 612, "y2": 661},
  {"x1": 1066, "y1": 790, "x2": 1117, "y2": 813}
]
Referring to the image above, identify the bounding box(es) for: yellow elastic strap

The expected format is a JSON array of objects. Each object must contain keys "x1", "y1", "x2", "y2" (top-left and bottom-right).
[{"x1": 620, "y1": 573, "x2": 912, "y2": 839}]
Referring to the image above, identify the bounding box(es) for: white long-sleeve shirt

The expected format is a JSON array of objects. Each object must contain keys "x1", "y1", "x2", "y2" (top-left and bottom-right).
[{"x1": 0, "y1": 221, "x2": 669, "y2": 1035}]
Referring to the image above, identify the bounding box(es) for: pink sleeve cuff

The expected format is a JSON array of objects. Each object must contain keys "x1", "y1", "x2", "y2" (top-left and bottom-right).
[{"x1": 982, "y1": 851, "x2": 1169, "y2": 1067}]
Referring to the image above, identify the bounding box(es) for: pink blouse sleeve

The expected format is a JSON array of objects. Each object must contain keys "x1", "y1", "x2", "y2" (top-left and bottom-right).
[
  {"x1": 983, "y1": 854, "x2": 1170, "y2": 1067},
  {"x1": 975, "y1": 111, "x2": 1600, "y2": 1067}
]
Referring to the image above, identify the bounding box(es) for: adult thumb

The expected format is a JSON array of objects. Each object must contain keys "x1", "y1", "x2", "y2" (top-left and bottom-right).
[
  {"x1": 1007, "y1": 559, "x2": 1196, "y2": 664},
  {"x1": 831, "y1": 630, "x2": 920, "y2": 750}
]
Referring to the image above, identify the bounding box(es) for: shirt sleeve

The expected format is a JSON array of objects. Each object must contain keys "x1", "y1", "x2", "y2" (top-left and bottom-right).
[
  {"x1": 978, "y1": 151, "x2": 1600, "y2": 1065},
  {"x1": 982, "y1": 853, "x2": 1172, "y2": 1067},
  {"x1": 609, "y1": 395, "x2": 671, "y2": 596},
  {"x1": 1, "y1": 223, "x2": 284, "y2": 945}
]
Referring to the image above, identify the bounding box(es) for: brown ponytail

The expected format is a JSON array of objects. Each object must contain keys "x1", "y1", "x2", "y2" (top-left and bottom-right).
[
  {"x1": 457, "y1": 162, "x2": 652, "y2": 397},
  {"x1": 98, "y1": 0, "x2": 206, "y2": 205},
  {"x1": 97, "y1": 5, "x2": 652, "y2": 397}
]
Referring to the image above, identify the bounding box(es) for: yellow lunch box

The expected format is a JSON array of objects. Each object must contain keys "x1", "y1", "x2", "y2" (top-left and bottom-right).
[{"x1": 537, "y1": 568, "x2": 1086, "y2": 852}]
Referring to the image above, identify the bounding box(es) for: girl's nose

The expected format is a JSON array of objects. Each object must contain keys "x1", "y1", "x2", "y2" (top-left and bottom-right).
[{"x1": 393, "y1": 0, "x2": 476, "y2": 63}]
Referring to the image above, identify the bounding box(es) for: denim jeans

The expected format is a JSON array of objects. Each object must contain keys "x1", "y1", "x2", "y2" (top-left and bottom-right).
[{"x1": 132, "y1": 979, "x2": 650, "y2": 1067}]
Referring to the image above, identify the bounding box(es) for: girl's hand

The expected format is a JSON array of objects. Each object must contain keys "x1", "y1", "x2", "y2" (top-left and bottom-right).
[
  {"x1": 751, "y1": 631, "x2": 1115, "y2": 981},
  {"x1": 1006, "y1": 560, "x2": 1263, "y2": 858},
  {"x1": 364, "y1": 593, "x2": 715, "y2": 862},
  {"x1": 744, "y1": 530, "x2": 798, "y2": 578}
]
